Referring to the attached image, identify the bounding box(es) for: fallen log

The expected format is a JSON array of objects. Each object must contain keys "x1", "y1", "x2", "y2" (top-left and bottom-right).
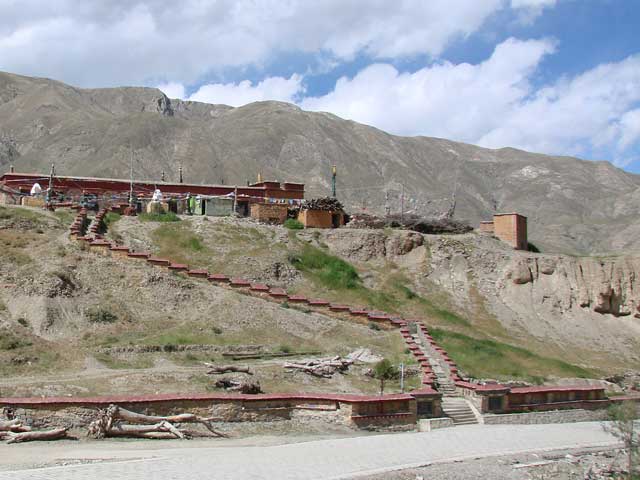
[
  {"x1": 107, "y1": 421, "x2": 185, "y2": 439},
  {"x1": 0, "y1": 427, "x2": 69, "y2": 444},
  {"x1": 204, "y1": 363, "x2": 253, "y2": 375},
  {"x1": 87, "y1": 405, "x2": 227, "y2": 439},
  {"x1": 0, "y1": 419, "x2": 31, "y2": 433}
]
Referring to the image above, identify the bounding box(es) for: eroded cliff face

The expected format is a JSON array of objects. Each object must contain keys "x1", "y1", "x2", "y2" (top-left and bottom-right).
[
  {"x1": 503, "y1": 256, "x2": 639, "y2": 317},
  {"x1": 321, "y1": 229, "x2": 640, "y2": 368}
]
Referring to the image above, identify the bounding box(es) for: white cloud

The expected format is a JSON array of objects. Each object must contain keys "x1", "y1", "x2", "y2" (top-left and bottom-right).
[
  {"x1": 301, "y1": 38, "x2": 555, "y2": 142},
  {"x1": 187, "y1": 75, "x2": 303, "y2": 107},
  {"x1": 511, "y1": 0, "x2": 556, "y2": 7},
  {"x1": 510, "y1": 0, "x2": 557, "y2": 24},
  {"x1": 157, "y1": 82, "x2": 186, "y2": 100},
  {"x1": 299, "y1": 39, "x2": 640, "y2": 167},
  {"x1": 0, "y1": 0, "x2": 546, "y2": 87}
]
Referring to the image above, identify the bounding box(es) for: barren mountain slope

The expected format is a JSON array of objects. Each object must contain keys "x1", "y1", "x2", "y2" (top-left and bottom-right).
[
  {"x1": 111, "y1": 215, "x2": 640, "y2": 374},
  {"x1": 1, "y1": 70, "x2": 639, "y2": 255}
]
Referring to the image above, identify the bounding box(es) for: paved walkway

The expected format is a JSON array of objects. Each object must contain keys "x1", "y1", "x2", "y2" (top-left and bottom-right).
[{"x1": 0, "y1": 422, "x2": 618, "y2": 480}]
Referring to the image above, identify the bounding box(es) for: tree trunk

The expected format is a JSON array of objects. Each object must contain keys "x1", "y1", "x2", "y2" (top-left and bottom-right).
[
  {"x1": 204, "y1": 363, "x2": 253, "y2": 375},
  {"x1": 88, "y1": 404, "x2": 227, "y2": 439},
  {"x1": 1, "y1": 427, "x2": 69, "y2": 444},
  {"x1": 0, "y1": 419, "x2": 31, "y2": 432}
]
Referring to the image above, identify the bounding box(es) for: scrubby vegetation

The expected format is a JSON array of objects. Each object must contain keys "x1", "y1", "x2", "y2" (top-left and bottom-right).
[
  {"x1": 104, "y1": 212, "x2": 121, "y2": 226},
  {"x1": 284, "y1": 218, "x2": 304, "y2": 230},
  {"x1": 86, "y1": 306, "x2": 118, "y2": 324},
  {"x1": 139, "y1": 212, "x2": 181, "y2": 222},
  {"x1": 430, "y1": 328, "x2": 594, "y2": 382},
  {"x1": 0, "y1": 331, "x2": 32, "y2": 350},
  {"x1": 290, "y1": 244, "x2": 360, "y2": 289}
]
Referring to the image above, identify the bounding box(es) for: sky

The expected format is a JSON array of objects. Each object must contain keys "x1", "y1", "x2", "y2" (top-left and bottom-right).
[{"x1": 1, "y1": 0, "x2": 639, "y2": 173}]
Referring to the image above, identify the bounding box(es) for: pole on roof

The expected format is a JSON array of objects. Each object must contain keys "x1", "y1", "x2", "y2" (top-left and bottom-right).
[
  {"x1": 179, "y1": 164, "x2": 183, "y2": 184},
  {"x1": 129, "y1": 150, "x2": 134, "y2": 208},
  {"x1": 384, "y1": 191, "x2": 390, "y2": 216},
  {"x1": 331, "y1": 165, "x2": 337, "y2": 198},
  {"x1": 400, "y1": 184, "x2": 405, "y2": 221},
  {"x1": 233, "y1": 186, "x2": 238, "y2": 214},
  {"x1": 45, "y1": 163, "x2": 55, "y2": 209},
  {"x1": 161, "y1": 170, "x2": 165, "y2": 182}
]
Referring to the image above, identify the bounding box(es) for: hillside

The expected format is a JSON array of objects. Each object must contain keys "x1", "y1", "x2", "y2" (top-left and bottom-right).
[
  {"x1": 2, "y1": 205, "x2": 639, "y2": 400},
  {"x1": 1, "y1": 71, "x2": 639, "y2": 255}
]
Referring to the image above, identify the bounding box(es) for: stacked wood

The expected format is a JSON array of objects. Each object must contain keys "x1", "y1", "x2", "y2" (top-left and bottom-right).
[
  {"x1": 302, "y1": 197, "x2": 344, "y2": 212},
  {"x1": 214, "y1": 378, "x2": 263, "y2": 394},
  {"x1": 283, "y1": 356, "x2": 354, "y2": 378},
  {"x1": 204, "y1": 363, "x2": 253, "y2": 375},
  {"x1": 87, "y1": 404, "x2": 227, "y2": 439},
  {"x1": 347, "y1": 212, "x2": 472, "y2": 234}
]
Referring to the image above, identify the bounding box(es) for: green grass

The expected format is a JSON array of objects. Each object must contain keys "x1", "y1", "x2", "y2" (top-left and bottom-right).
[
  {"x1": 284, "y1": 218, "x2": 304, "y2": 230},
  {"x1": 139, "y1": 212, "x2": 181, "y2": 222},
  {"x1": 53, "y1": 209, "x2": 75, "y2": 226},
  {"x1": 290, "y1": 244, "x2": 361, "y2": 289},
  {"x1": 430, "y1": 328, "x2": 594, "y2": 382},
  {"x1": 0, "y1": 205, "x2": 45, "y2": 222},
  {"x1": 94, "y1": 353, "x2": 154, "y2": 369},
  {"x1": 151, "y1": 224, "x2": 206, "y2": 263},
  {"x1": 104, "y1": 212, "x2": 121, "y2": 226}
]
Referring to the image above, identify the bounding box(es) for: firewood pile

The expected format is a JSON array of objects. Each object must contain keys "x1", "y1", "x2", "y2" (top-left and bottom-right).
[
  {"x1": 302, "y1": 197, "x2": 344, "y2": 212},
  {"x1": 87, "y1": 404, "x2": 227, "y2": 439},
  {"x1": 348, "y1": 212, "x2": 472, "y2": 234},
  {"x1": 0, "y1": 418, "x2": 70, "y2": 444},
  {"x1": 284, "y1": 356, "x2": 354, "y2": 378}
]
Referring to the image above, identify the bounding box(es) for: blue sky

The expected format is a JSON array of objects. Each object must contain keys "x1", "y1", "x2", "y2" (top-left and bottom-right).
[{"x1": 1, "y1": 0, "x2": 639, "y2": 172}]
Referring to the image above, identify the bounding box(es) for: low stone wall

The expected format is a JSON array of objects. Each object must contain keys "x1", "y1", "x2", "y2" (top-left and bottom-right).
[
  {"x1": 483, "y1": 408, "x2": 611, "y2": 425},
  {"x1": 418, "y1": 417, "x2": 454, "y2": 431},
  {"x1": 0, "y1": 393, "x2": 422, "y2": 433}
]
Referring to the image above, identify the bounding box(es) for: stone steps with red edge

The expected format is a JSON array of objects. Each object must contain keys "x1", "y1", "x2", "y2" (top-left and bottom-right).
[
  {"x1": 208, "y1": 274, "x2": 229, "y2": 283},
  {"x1": 287, "y1": 295, "x2": 308, "y2": 303},
  {"x1": 187, "y1": 269, "x2": 209, "y2": 278}
]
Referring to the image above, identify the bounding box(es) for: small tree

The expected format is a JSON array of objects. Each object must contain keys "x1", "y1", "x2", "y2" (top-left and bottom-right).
[
  {"x1": 605, "y1": 401, "x2": 639, "y2": 479},
  {"x1": 373, "y1": 359, "x2": 398, "y2": 396}
]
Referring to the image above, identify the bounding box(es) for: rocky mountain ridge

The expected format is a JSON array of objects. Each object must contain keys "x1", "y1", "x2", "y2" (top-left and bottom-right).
[{"x1": 1, "y1": 70, "x2": 639, "y2": 255}]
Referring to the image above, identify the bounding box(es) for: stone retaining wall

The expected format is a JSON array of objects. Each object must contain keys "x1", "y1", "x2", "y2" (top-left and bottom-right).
[
  {"x1": 483, "y1": 408, "x2": 611, "y2": 425},
  {"x1": 0, "y1": 393, "x2": 425, "y2": 432}
]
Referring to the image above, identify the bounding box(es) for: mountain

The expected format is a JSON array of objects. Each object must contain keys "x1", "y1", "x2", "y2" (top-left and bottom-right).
[{"x1": 1, "y1": 70, "x2": 639, "y2": 255}]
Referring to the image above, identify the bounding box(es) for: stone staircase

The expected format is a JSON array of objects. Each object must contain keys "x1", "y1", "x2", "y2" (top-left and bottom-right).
[
  {"x1": 441, "y1": 396, "x2": 478, "y2": 425},
  {"x1": 413, "y1": 323, "x2": 479, "y2": 425}
]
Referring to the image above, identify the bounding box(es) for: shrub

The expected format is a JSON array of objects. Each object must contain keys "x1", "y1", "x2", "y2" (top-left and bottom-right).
[
  {"x1": 86, "y1": 306, "x2": 118, "y2": 323},
  {"x1": 212, "y1": 326, "x2": 223, "y2": 335},
  {"x1": 373, "y1": 358, "x2": 399, "y2": 395},
  {"x1": 139, "y1": 212, "x2": 181, "y2": 222},
  {"x1": 284, "y1": 218, "x2": 304, "y2": 230},
  {"x1": 368, "y1": 322, "x2": 381, "y2": 331},
  {"x1": 278, "y1": 344, "x2": 292, "y2": 354},
  {"x1": 0, "y1": 331, "x2": 32, "y2": 350},
  {"x1": 17, "y1": 317, "x2": 29, "y2": 327}
]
